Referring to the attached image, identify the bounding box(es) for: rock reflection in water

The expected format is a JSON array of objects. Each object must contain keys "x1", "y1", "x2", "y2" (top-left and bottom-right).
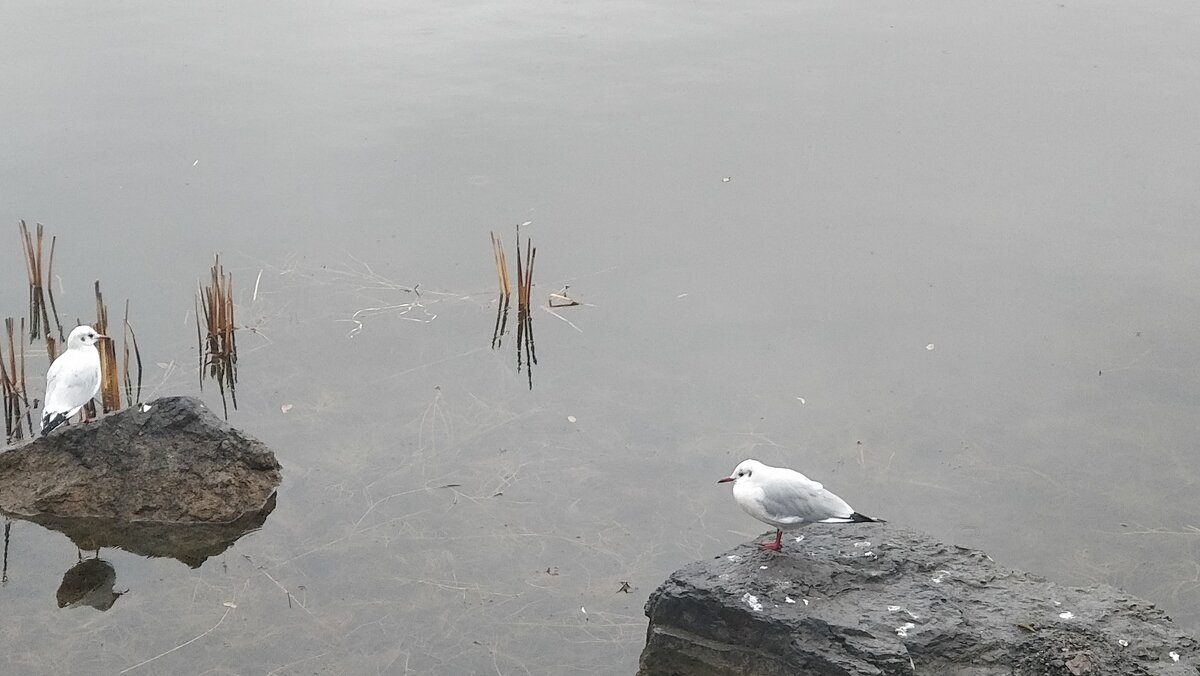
[{"x1": 17, "y1": 492, "x2": 276, "y2": 569}]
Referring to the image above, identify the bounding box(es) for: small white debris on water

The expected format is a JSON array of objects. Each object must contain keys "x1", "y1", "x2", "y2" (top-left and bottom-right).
[
  {"x1": 1118, "y1": 639, "x2": 1129, "y2": 647},
  {"x1": 793, "y1": 535, "x2": 805, "y2": 543},
  {"x1": 193, "y1": 160, "x2": 199, "y2": 167},
  {"x1": 785, "y1": 596, "x2": 796, "y2": 604},
  {"x1": 580, "y1": 607, "x2": 586, "y2": 615},
  {"x1": 281, "y1": 404, "x2": 293, "y2": 414},
  {"x1": 742, "y1": 593, "x2": 763, "y2": 612},
  {"x1": 223, "y1": 602, "x2": 237, "y2": 609},
  {"x1": 521, "y1": 221, "x2": 532, "y2": 227},
  {"x1": 926, "y1": 344, "x2": 935, "y2": 351},
  {"x1": 721, "y1": 177, "x2": 731, "y2": 182},
  {"x1": 896, "y1": 622, "x2": 915, "y2": 637},
  {"x1": 796, "y1": 397, "x2": 806, "y2": 404},
  {"x1": 803, "y1": 599, "x2": 809, "y2": 606},
  {"x1": 759, "y1": 565, "x2": 768, "y2": 570},
  {"x1": 140, "y1": 404, "x2": 153, "y2": 413},
  {"x1": 677, "y1": 293, "x2": 689, "y2": 299},
  {"x1": 1169, "y1": 652, "x2": 1180, "y2": 662},
  {"x1": 854, "y1": 541, "x2": 871, "y2": 548},
  {"x1": 1059, "y1": 611, "x2": 1074, "y2": 620},
  {"x1": 567, "y1": 415, "x2": 577, "y2": 423},
  {"x1": 726, "y1": 555, "x2": 743, "y2": 563},
  {"x1": 888, "y1": 605, "x2": 901, "y2": 612}
]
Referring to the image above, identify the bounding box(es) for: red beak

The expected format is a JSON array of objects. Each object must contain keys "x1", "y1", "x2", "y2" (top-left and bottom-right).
[{"x1": 717, "y1": 477, "x2": 734, "y2": 483}]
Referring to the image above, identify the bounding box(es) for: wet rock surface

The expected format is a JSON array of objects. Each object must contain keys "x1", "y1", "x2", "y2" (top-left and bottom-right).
[
  {"x1": 0, "y1": 396, "x2": 281, "y2": 523},
  {"x1": 639, "y1": 524, "x2": 1198, "y2": 676}
]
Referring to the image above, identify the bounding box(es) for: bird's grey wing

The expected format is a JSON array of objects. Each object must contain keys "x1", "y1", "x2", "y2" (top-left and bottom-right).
[{"x1": 758, "y1": 479, "x2": 855, "y2": 524}]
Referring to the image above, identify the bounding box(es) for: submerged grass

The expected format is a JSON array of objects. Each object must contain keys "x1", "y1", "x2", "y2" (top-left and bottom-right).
[{"x1": 197, "y1": 255, "x2": 238, "y2": 418}]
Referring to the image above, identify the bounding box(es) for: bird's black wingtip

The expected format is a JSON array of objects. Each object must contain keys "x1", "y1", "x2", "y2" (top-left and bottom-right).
[
  {"x1": 41, "y1": 414, "x2": 67, "y2": 436},
  {"x1": 850, "y1": 512, "x2": 884, "y2": 523}
]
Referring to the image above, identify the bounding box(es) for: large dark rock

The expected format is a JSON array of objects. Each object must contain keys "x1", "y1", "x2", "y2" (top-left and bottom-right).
[
  {"x1": 0, "y1": 396, "x2": 281, "y2": 523},
  {"x1": 640, "y1": 524, "x2": 1198, "y2": 676}
]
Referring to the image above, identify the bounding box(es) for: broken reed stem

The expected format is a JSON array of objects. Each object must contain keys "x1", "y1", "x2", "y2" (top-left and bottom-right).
[
  {"x1": 490, "y1": 232, "x2": 512, "y2": 349},
  {"x1": 515, "y1": 231, "x2": 525, "y2": 372},
  {"x1": 122, "y1": 301, "x2": 143, "y2": 406},
  {"x1": 521, "y1": 240, "x2": 537, "y2": 391},
  {"x1": 513, "y1": 224, "x2": 537, "y2": 389},
  {"x1": 18, "y1": 318, "x2": 31, "y2": 436},
  {"x1": 45, "y1": 235, "x2": 64, "y2": 343},
  {"x1": 94, "y1": 282, "x2": 121, "y2": 413},
  {"x1": 490, "y1": 232, "x2": 511, "y2": 299},
  {"x1": 1, "y1": 319, "x2": 15, "y2": 442}
]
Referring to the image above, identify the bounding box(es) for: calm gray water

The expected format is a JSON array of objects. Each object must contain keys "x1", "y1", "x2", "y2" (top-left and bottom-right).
[{"x1": 3, "y1": 1, "x2": 1199, "y2": 673}]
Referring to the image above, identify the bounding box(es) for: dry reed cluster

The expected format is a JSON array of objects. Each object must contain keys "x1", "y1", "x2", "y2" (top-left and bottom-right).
[
  {"x1": 490, "y1": 225, "x2": 537, "y2": 389},
  {"x1": 3, "y1": 222, "x2": 142, "y2": 443},
  {"x1": 196, "y1": 255, "x2": 238, "y2": 418}
]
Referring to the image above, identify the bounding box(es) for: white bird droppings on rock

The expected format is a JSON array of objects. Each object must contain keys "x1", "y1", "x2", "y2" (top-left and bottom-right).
[{"x1": 741, "y1": 593, "x2": 762, "y2": 612}]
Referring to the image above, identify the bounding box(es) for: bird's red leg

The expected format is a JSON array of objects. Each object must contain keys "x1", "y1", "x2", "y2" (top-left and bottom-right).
[{"x1": 760, "y1": 529, "x2": 783, "y2": 551}]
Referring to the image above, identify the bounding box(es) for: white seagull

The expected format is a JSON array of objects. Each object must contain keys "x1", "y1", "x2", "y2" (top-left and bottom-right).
[
  {"x1": 41, "y1": 325, "x2": 108, "y2": 435},
  {"x1": 719, "y1": 458, "x2": 881, "y2": 552}
]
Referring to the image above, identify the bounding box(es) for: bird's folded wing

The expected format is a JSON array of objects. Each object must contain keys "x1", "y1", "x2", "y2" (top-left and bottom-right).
[
  {"x1": 759, "y1": 480, "x2": 855, "y2": 524},
  {"x1": 45, "y1": 361, "x2": 99, "y2": 412}
]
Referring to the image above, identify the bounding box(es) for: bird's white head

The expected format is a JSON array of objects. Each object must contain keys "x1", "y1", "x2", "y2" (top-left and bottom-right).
[
  {"x1": 67, "y1": 325, "x2": 108, "y2": 349},
  {"x1": 718, "y1": 459, "x2": 764, "y2": 485}
]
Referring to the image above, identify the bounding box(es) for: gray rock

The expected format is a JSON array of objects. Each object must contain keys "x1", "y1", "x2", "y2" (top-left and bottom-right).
[
  {"x1": 639, "y1": 524, "x2": 1198, "y2": 676},
  {"x1": 0, "y1": 396, "x2": 281, "y2": 523}
]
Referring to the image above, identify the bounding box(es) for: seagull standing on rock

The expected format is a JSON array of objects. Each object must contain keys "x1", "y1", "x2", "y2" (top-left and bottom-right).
[
  {"x1": 719, "y1": 459, "x2": 881, "y2": 552},
  {"x1": 41, "y1": 325, "x2": 108, "y2": 435}
]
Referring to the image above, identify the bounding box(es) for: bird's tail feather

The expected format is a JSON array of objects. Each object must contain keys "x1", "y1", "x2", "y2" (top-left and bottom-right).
[{"x1": 850, "y1": 512, "x2": 883, "y2": 523}]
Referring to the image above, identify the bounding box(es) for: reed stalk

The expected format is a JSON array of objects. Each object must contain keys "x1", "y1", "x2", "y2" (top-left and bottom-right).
[
  {"x1": 122, "y1": 301, "x2": 143, "y2": 406},
  {"x1": 93, "y1": 282, "x2": 122, "y2": 413}
]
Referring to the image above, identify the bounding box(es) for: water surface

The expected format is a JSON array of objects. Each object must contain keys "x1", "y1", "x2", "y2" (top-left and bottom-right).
[{"x1": 2, "y1": 1, "x2": 1199, "y2": 673}]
